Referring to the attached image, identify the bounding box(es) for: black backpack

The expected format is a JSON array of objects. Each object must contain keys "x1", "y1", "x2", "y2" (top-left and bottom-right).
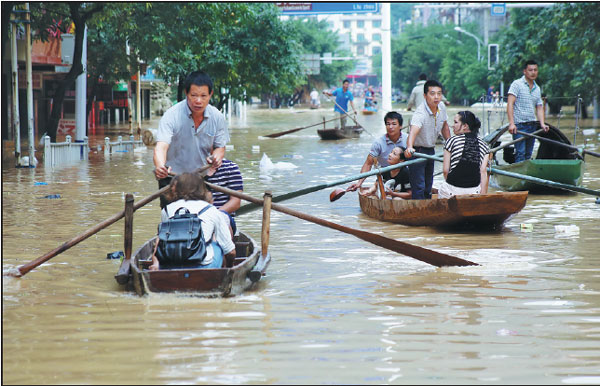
[{"x1": 155, "y1": 206, "x2": 211, "y2": 268}]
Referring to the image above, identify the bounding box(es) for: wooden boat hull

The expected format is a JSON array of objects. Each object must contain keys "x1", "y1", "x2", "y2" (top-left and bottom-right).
[
  {"x1": 120, "y1": 232, "x2": 269, "y2": 297},
  {"x1": 358, "y1": 191, "x2": 528, "y2": 228},
  {"x1": 362, "y1": 109, "x2": 377, "y2": 115},
  {"x1": 317, "y1": 125, "x2": 363, "y2": 140},
  {"x1": 490, "y1": 159, "x2": 584, "y2": 192}
]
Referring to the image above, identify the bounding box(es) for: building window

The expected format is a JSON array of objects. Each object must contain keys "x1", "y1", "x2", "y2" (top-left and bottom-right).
[
  {"x1": 372, "y1": 33, "x2": 381, "y2": 41},
  {"x1": 343, "y1": 20, "x2": 350, "y2": 29},
  {"x1": 372, "y1": 46, "x2": 381, "y2": 55},
  {"x1": 373, "y1": 20, "x2": 381, "y2": 28},
  {"x1": 357, "y1": 20, "x2": 364, "y2": 28},
  {"x1": 357, "y1": 33, "x2": 365, "y2": 42},
  {"x1": 357, "y1": 46, "x2": 365, "y2": 55}
]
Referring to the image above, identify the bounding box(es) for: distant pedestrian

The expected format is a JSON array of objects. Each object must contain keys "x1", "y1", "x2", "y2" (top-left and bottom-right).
[
  {"x1": 310, "y1": 88, "x2": 320, "y2": 108},
  {"x1": 407, "y1": 73, "x2": 450, "y2": 111},
  {"x1": 506, "y1": 59, "x2": 550, "y2": 163},
  {"x1": 323, "y1": 79, "x2": 356, "y2": 128}
]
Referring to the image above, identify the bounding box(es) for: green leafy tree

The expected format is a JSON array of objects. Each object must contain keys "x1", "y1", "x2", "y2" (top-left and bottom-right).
[
  {"x1": 492, "y1": 4, "x2": 600, "y2": 115},
  {"x1": 288, "y1": 17, "x2": 354, "y2": 89},
  {"x1": 380, "y1": 22, "x2": 488, "y2": 103},
  {"x1": 116, "y1": 3, "x2": 303, "y2": 110},
  {"x1": 29, "y1": 2, "x2": 105, "y2": 141}
]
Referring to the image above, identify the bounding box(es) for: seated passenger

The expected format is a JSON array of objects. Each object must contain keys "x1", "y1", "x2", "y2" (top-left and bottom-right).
[
  {"x1": 438, "y1": 111, "x2": 490, "y2": 199},
  {"x1": 149, "y1": 172, "x2": 236, "y2": 271},
  {"x1": 204, "y1": 158, "x2": 243, "y2": 236},
  {"x1": 361, "y1": 146, "x2": 412, "y2": 199},
  {"x1": 347, "y1": 111, "x2": 407, "y2": 192}
]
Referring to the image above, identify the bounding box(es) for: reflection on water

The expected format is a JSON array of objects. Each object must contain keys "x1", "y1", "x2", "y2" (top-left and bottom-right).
[{"x1": 2, "y1": 105, "x2": 600, "y2": 384}]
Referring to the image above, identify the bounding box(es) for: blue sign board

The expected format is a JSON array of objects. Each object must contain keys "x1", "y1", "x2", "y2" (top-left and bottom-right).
[
  {"x1": 490, "y1": 3, "x2": 506, "y2": 16},
  {"x1": 277, "y1": 2, "x2": 379, "y2": 15}
]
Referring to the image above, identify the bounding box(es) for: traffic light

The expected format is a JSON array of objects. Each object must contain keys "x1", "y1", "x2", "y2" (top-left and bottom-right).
[{"x1": 488, "y1": 44, "x2": 499, "y2": 70}]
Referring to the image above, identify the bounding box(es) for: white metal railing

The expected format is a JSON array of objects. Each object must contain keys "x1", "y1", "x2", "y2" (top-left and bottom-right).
[
  {"x1": 44, "y1": 135, "x2": 89, "y2": 168},
  {"x1": 104, "y1": 135, "x2": 143, "y2": 156}
]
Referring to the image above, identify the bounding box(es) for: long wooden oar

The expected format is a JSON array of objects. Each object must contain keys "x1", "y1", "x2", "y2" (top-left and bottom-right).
[
  {"x1": 413, "y1": 152, "x2": 600, "y2": 197},
  {"x1": 205, "y1": 182, "x2": 478, "y2": 267},
  {"x1": 263, "y1": 116, "x2": 346, "y2": 138},
  {"x1": 7, "y1": 165, "x2": 212, "y2": 277},
  {"x1": 489, "y1": 128, "x2": 545, "y2": 153},
  {"x1": 236, "y1": 156, "x2": 431, "y2": 215},
  {"x1": 516, "y1": 130, "x2": 600, "y2": 158}
]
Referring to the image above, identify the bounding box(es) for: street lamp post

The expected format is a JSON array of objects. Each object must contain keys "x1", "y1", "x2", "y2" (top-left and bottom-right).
[{"x1": 454, "y1": 26, "x2": 482, "y2": 62}]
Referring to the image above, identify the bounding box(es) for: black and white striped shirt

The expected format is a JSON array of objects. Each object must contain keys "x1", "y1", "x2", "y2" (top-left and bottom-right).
[
  {"x1": 444, "y1": 134, "x2": 490, "y2": 174},
  {"x1": 204, "y1": 159, "x2": 243, "y2": 213}
]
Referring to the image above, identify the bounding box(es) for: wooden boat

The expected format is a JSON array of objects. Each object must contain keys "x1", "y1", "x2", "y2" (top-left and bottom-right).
[
  {"x1": 116, "y1": 232, "x2": 270, "y2": 297},
  {"x1": 362, "y1": 107, "x2": 377, "y2": 115},
  {"x1": 484, "y1": 123, "x2": 584, "y2": 192},
  {"x1": 358, "y1": 191, "x2": 528, "y2": 229},
  {"x1": 317, "y1": 124, "x2": 363, "y2": 140}
]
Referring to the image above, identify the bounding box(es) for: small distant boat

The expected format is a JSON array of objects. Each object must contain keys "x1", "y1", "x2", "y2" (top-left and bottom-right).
[
  {"x1": 317, "y1": 125, "x2": 363, "y2": 140},
  {"x1": 117, "y1": 232, "x2": 270, "y2": 297},
  {"x1": 484, "y1": 123, "x2": 584, "y2": 193},
  {"x1": 358, "y1": 191, "x2": 528, "y2": 229},
  {"x1": 362, "y1": 106, "x2": 377, "y2": 115}
]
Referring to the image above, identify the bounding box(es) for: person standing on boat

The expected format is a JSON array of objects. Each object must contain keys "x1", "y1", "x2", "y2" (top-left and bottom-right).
[
  {"x1": 346, "y1": 111, "x2": 408, "y2": 192},
  {"x1": 323, "y1": 79, "x2": 356, "y2": 128},
  {"x1": 438, "y1": 111, "x2": 490, "y2": 199},
  {"x1": 404, "y1": 80, "x2": 451, "y2": 199},
  {"x1": 204, "y1": 158, "x2": 244, "y2": 235},
  {"x1": 149, "y1": 172, "x2": 236, "y2": 271},
  {"x1": 153, "y1": 71, "x2": 229, "y2": 208},
  {"x1": 364, "y1": 85, "x2": 376, "y2": 108},
  {"x1": 506, "y1": 59, "x2": 550, "y2": 163}
]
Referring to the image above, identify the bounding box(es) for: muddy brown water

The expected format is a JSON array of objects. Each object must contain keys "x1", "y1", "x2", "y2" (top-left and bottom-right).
[{"x1": 3, "y1": 105, "x2": 600, "y2": 384}]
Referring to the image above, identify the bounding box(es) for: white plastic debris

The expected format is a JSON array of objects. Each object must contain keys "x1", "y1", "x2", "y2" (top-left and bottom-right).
[
  {"x1": 252, "y1": 145, "x2": 260, "y2": 152},
  {"x1": 259, "y1": 153, "x2": 298, "y2": 173},
  {"x1": 554, "y1": 224, "x2": 579, "y2": 235}
]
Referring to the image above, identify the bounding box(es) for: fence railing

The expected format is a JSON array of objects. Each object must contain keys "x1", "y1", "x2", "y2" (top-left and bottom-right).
[
  {"x1": 104, "y1": 135, "x2": 143, "y2": 156},
  {"x1": 43, "y1": 135, "x2": 88, "y2": 168}
]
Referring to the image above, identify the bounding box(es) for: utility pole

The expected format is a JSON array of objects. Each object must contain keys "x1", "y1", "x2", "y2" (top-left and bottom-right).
[
  {"x1": 25, "y1": 3, "x2": 35, "y2": 166},
  {"x1": 381, "y1": 3, "x2": 392, "y2": 112},
  {"x1": 75, "y1": 25, "x2": 87, "y2": 142},
  {"x1": 10, "y1": 7, "x2": 21, "y2": 161}
]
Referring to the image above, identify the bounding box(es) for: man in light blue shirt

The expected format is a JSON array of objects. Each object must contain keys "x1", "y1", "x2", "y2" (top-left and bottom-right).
[
  {"x1": 323, "y1": 79, "x2": 355, "y2": 128},
  {"x1": 154, "y1": 71, "x2": 229, "y2": 208},
  {"x1": 507, "y1": 59, "x2": 550, "y2": 163}
]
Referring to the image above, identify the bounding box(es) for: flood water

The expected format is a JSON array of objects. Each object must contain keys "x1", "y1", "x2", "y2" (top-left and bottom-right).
[{"x1": 2, "y1": 102, "x2": 600, "y2": 384}]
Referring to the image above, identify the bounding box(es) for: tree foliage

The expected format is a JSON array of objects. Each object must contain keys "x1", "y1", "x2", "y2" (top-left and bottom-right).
[
  {"x1": 112, "y1": 3, "x2": 304, "y2": 109},
  {"x1": 287, "y1": 17, "x2": 354, "y2": 88},
  {"x1": 492, "y1": 4, "x2": 600, "y2": 113},
  {"x1": 386, "y1": 23, "x2": 489, "y2": 103}
]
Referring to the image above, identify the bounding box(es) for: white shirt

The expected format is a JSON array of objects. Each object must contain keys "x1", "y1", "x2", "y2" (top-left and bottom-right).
[{"x1": 162, "y1": 199, "x2": 235, "y2": 265}]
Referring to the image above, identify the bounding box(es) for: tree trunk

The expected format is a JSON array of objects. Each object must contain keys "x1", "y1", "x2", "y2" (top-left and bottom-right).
[
  {"x1": 177, "y1": 75, "x2": 185, "y2": 102},
  {"x1": 1, "y1": 3, "x2": 16, "y2": 140},
  {"x1": 45, "y1": 3, "x2": 104, "y2": 141},
  {"x1": 86, "y1": 77, "x2": 99, "y2": 132}
]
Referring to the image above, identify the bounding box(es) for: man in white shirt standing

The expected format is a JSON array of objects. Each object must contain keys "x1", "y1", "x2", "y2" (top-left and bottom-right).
[{"x1": 404, "y1": 80, "x2": 451, "y2": 199}]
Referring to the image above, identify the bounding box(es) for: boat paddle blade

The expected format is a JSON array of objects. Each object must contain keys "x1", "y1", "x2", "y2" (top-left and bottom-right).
[{"x1": 330, "y1": 188, "x2": 347, "y2": 202}]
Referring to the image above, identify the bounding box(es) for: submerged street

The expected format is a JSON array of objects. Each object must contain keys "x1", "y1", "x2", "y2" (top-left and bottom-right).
[{"x1": 3, "y1": 105, "x2": 600, "y2": 384}]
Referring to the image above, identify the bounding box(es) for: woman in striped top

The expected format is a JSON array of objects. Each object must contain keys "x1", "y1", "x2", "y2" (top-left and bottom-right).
[
  {"x1": 438, "y1": 111, "x2": 490, "y2": 199},
  {"x1": 204, "y1": 159, "x2": 244, "y2": 234}
]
